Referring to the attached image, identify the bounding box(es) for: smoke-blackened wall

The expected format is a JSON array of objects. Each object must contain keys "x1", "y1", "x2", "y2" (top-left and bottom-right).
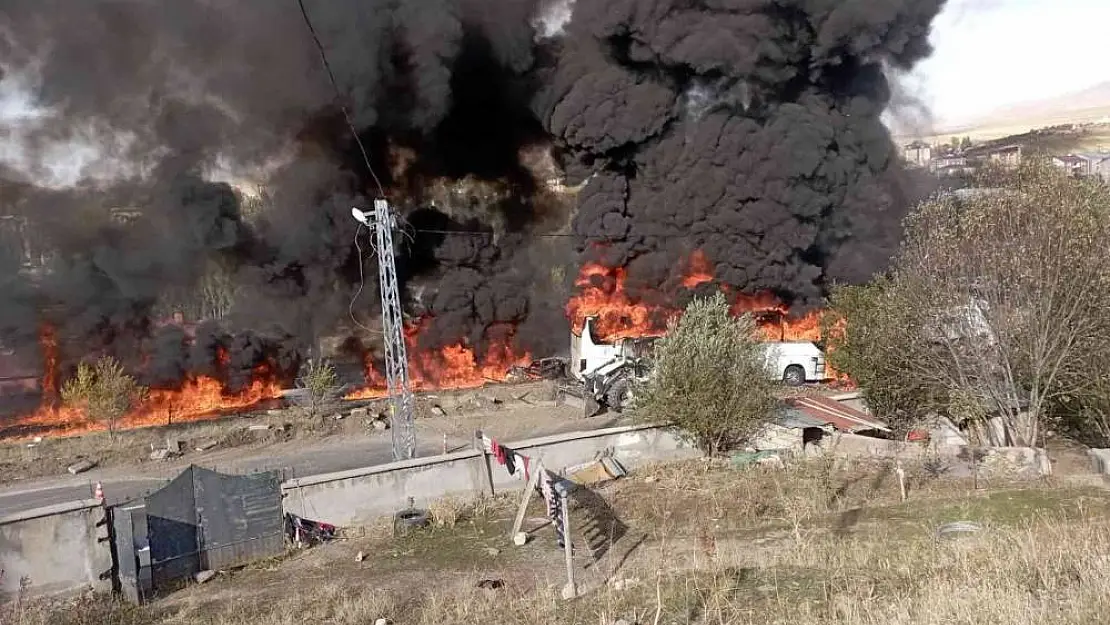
[{"x1": 0, "y1": 0, "x2": 944, "y2": 392}]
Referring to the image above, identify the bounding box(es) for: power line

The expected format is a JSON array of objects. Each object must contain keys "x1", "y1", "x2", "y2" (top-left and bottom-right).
[{"x1": 295, "y1": 0, "x2": 386, "y2": 199}]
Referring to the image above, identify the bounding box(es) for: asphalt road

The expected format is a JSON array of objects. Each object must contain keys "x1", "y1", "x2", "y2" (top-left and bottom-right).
[{"x1": 0, "y1": 412, "x2": 621, "y2": 515}]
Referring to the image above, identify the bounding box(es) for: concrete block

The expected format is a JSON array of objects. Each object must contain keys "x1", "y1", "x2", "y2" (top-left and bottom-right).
[
  {"x1": 195, "y1": 439, "x2": 218, "y2": 452},
  {"x1": 0, "y1": 500, "x2": 112, "y2": 598},
  {"x1": 67, "y1": 459, "x2": 96, "y2": 475},
  {"x1": 1089, "y1": 449, "x2": 1110, "y2": 475},
  {"x1": 195, "y1": 570, "x2": 216, "y2": 584}
]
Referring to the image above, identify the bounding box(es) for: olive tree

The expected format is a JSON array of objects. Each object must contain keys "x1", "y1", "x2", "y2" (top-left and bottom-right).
[
  {"x1": 830, "y1": 161, "x2": 1110, "y2": 446},
  {"x1": 636, "y1": 292, "x2": 780, "y2": 456},
  {"x1": 61, "y1": 356, "x2": 148, "y2": 440}
]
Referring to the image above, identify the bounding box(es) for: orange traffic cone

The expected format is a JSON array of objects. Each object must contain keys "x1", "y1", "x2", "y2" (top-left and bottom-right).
[{"x1": 93, "y1": 482, "x2": 104, "y2": 502}]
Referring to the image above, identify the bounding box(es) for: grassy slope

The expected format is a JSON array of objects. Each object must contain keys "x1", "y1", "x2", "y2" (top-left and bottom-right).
[{"x1": 9, "y1": 458, "x2": 1110, "y2": 625}]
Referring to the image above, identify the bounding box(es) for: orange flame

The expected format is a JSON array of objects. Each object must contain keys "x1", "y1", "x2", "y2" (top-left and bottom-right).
[
  {"x1": 3, "y1": 325, "x2": 285, "y2": 440},
  {"x1": 566, "y1": 251, "x2": 826, "y2": 343},
  {"x1": 345, "y1": 320, "x2": 532, "y2": 400}
]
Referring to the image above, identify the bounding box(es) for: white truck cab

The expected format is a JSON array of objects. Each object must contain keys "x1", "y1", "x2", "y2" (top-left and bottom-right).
[{"x1": 571, "y1": 317, "x2": 827, "y2": 386}]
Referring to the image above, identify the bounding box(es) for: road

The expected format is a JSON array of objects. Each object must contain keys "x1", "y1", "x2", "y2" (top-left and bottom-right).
[{"x1": 0, "y1": 409, "x2": 623, "y2": 515}]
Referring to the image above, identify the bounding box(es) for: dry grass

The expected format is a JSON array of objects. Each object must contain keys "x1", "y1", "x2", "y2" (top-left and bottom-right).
[{"x1": 10, "y1": 458, "x2": 1110, "y2": 624}]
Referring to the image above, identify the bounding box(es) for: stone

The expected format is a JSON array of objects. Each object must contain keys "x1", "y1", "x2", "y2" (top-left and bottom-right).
[
  {"x1": 195, "y1": 439, "x2": 218, "y2": 452},
  {"x1": 512, "y1": 532, "x2": 528, "y2": 546},
  {"x1": 248, "y1": 424, "x2": 272, "y2": 432},
  {"x1": 372, "y1": 419, "x2": 389, "y2": 431},
  {"x1": 560, "y1": 583, "x2": 578, "y2": 600},
  {"x1": 330, "y1": 413, "x2": 345, "y2": 421},
  {"x1": 374, "y1": 620, "x2": 390, "y2": 625},
  {"x1": 67, "y1": 459, "x2": 96, "y2": 475},
  {"x1": 355, "y1": 551, "x2": 365, "y2": 562},
  {"x1": 194, "y1": 570, "x2": 217, "y2": 584},
  {"x1": 613, "y1": 620, "x2": 633, "y2": 625},
  {"x1": 149, "y1": 448, "x2": 175, "y2": 461},
  {"x1": 266, "y1": 409, "x2": 283, "y2": 416},
  {"x1": 431, "y1": 405, "x2": 447, "y2": 417},
  {"x1": 643, "y1": 476, "x2": 657, "y2": 484},
  {"x1": 165, "y1": 438, "x2": 183, "y2": 453},
  {"x1": 350, "y1": 407, "x2": 370, "y2": 419}
]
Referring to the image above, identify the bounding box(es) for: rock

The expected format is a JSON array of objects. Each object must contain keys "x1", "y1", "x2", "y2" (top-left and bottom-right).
[
  {"x1": 374, "y1": 620, "x2": 390, "y2": 625},
  {"x1": 195, "y1": 439, "x2": 218, "y2": 452},
  {"x1": 355, "y1": 551, "x2": 365, "y2": 562},
  {"x1": 194, "y1": 570, "x2": 217, "y2": 584},
  {"x1": 610, "y1": 577, "x2": 641, "y2": 591},
  {"x1": 613, "y1": 620, "x2": 633, "y2": 625},
  {"x1": 330, "y1": 413, "x2": 345, "y2": 421},
  {"x1": 560, "y1": 583, "x2": 578, "y2": 600},
  {"x1": 149, "y1": 448, "x2": 176, "y2": 461},
  {"x1": 431, "y1": 405, "x2": 447, "y2": 417},
  {"x1": 485, "y1": 547, "x2": 500, "y2": 557},
  {"x1": 248, "y1": 424, "x2": 272, "y2": 432},
  {"x1": 477, "y1": 579, "x2": 504, "y2": 590},
  {"x1": 165, "y1": 438, "x2": 183, "y2": 453},
  {"x1": 67, "y1": 459, "x2": 96, "y2": 475},
  {"x1": 350, "y1": 407, "x2": 370, "y2": 419},
  {"x1": 643, "y1": 476, "x2": 657, "y2": 484},
  {"x1": 512, "y1": 532, "x2": 529, "y2": 546},
  {"x1": 372, "y1": 419, "x2": 389, "y2": 431},
  {"x1": 266, "y1": 409, "x2": 283, "y2": 416}
]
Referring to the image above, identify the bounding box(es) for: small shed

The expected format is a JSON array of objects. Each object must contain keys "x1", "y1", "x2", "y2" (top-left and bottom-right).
[{"x1": 751, "y1": 396, "x2": 889, "y2": 452}]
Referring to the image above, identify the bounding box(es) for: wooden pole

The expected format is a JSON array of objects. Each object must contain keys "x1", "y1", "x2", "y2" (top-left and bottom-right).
[
  {"x1": 510, "y1": 462, "x2": 544, "y2": 540},
  {"x1": 475, "y1": 430, "x2": 496, "y2": 497}
]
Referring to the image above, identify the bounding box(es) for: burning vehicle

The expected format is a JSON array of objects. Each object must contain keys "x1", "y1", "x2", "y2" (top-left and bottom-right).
[{"x1": 570, "y1": 316, "x2": 828, "y2": 417}]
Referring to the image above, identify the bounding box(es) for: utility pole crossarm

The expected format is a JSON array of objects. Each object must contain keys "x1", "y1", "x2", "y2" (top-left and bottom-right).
[{"x1": 372, "y1": 199, "x2": 416, "y2": 460}]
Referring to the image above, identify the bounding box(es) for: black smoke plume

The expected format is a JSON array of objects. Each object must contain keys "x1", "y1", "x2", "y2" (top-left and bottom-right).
[{"x1": 0, "y1": 0, "x2": 944, "y2": 410}]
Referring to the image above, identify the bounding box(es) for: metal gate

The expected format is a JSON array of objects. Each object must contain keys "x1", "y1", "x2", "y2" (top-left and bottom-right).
[{"x1": 112, "y1": 465, "x2": 284, "y2": 600}]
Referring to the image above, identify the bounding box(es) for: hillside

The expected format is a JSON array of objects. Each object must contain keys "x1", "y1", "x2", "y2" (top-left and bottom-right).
[{"x1": 896, "y1": 82, "x2": 1110, "y2": 146}]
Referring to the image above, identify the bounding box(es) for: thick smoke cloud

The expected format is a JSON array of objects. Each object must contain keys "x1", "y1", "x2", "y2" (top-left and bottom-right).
[
  {"x1": 536, "y1": 0, "x2": 946, "y2": 307},
  {"x1": 0, "y1": 0, "x2": 944, "y2": 396}
]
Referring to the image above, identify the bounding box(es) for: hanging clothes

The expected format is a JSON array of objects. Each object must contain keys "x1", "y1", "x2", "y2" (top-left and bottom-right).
[{"x1": 539, "y1": 471, "x2": 565, "y2": 548}]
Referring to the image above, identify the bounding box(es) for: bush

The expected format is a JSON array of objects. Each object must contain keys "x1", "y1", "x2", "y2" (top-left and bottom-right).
[
  {"x1": 635, "y1": 292, "x2": 780, "y2": 456},
  {"x1": 297, "y1": 358, "x2": 339, "y2": 418},
  {"x1": 60, "y1": 356, "x2": 148, "y2": 439}
]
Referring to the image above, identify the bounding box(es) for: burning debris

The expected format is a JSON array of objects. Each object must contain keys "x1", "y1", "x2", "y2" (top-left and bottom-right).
[{"x1": 0, "y1": 0, "x2": 942, "y2": 436}]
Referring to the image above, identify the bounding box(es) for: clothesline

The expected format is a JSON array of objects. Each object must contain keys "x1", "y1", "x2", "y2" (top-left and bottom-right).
[{"x1": 479, "y1": 433, "x2": 566, "y2": 548}]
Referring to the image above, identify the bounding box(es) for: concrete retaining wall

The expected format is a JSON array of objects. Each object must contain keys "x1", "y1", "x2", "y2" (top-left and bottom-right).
[
  {"x1": 0, "y1": 499, "x2": 113, "y2": 598},
  {"x1": 281, "y1": 424, "x2": 699, "y2": 526}
]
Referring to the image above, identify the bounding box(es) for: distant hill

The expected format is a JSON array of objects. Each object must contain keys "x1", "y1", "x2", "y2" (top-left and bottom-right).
[{"x1": 942, "y1": 82, "x2": 1110, "y2": 135}]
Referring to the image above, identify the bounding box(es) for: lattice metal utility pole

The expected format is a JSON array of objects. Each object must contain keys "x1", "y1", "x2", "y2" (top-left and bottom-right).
[{"x1": 372, "y1": 199, "x2": 416, "y2": 460}]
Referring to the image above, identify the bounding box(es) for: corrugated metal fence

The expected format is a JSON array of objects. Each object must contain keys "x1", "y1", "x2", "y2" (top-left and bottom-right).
[{"x1": 113, "y1": 465, "x2": 284, "y2": 602}]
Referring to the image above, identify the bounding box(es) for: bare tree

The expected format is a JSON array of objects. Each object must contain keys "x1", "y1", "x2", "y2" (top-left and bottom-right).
[
  {"x1": 296, "y1": 358, "x2": 340, "y2": 419},
  {"x1": 636, "y1": 292, "x2": 780, "y2": 456},
  {"x1": 831, "y1": 161, "x2": 1110, "y2": 446},
  {"x1": 61, "y1": 356, "x2": 149, "y2": 440}
]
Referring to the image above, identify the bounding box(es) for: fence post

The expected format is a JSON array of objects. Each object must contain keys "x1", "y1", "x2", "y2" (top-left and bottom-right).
[{"x1": 475, "y1": 430, "x2": 496, "y2": 497}]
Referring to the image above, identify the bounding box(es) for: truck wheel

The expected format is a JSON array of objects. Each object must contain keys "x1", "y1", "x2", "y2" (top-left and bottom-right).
[
  {"x1": 606, "y1": 379, "x2": 631, "y2": 413},
  {"x1": 783, "y1": 365, "x2": 806, "y2": 387}
]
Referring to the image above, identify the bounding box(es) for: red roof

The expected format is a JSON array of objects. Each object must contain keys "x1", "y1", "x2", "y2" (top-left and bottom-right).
[{"x1": 784, "y1": 396, "x2": 889, "y2": 433}]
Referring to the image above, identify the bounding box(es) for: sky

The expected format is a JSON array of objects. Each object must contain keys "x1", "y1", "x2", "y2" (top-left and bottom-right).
[{"x1": 908, "y1": 0, "x2": 1110, "y2": 127}]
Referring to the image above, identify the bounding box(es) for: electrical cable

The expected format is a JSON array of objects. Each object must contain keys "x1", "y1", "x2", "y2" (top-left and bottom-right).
[
  {"x1": 295, "y1": 0, "x2": 385, "y2": 199},
  {"x1": 296, "y1": 0, "x2": 387, "y2": 336},
  {"x1": 347, "y1": 224, "x2": 381, "y2": 336}
]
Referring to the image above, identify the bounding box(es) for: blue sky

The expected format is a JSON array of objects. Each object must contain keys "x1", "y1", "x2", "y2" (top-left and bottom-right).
[{"x1": 908, "y1": 0, "x2": 1110, "y2": 126}]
